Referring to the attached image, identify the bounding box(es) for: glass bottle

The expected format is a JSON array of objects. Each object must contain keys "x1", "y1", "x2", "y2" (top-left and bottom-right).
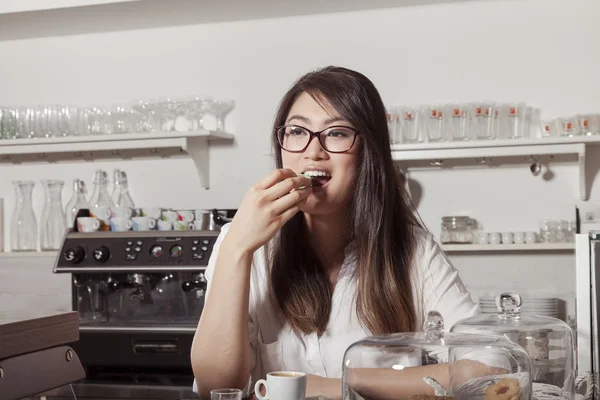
[
  {"x1": 89, "y1": 170, "x2": 114, "y2": 208},
  {"x1": 111, "y1": 169, "x2": 135, "y2": 208},
  {"x1": 65, "y1": 179, "x2": 90, "y2": 228},
  {"x1": 11, "y1": 181, "x2": 38, "y2": 251},
  {"x1": 40, "y1": 180, "x2": 67, "y2": 251}
]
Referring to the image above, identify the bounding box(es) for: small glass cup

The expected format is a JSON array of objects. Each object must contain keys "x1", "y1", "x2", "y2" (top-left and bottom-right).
[
  {"x1": 558, "y1": 116, "x2": 580, "y2": 137},
  {"x1": 540, "y1": 119, "x2": 560, "y2": 138},
  {"x1": 210, "y1": 388, "x2": 242, "y2": 400}
]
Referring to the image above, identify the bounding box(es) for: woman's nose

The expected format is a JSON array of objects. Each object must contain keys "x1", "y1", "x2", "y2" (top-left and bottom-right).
[{"x1": 304, "y1": 135, "x2": 327, "y2": 160}]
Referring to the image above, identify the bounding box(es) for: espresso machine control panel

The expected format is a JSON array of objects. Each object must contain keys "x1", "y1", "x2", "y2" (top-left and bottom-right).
[{"x1": 54, "y1": 230, "x2": 220, "y2": 272}]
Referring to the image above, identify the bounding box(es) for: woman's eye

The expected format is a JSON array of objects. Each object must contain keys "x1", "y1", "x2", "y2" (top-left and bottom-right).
[
  {"x1": 327, "y1": 129, "x2": 350, "y2": 138},
  {"x1": 288, "y1": 127, "x2": 307, "y2": 136}
]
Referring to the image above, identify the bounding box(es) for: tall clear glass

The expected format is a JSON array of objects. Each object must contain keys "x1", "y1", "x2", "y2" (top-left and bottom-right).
[
  {"x1": 11, "y1": 181, "x2": 38, "y2": 251},
  {"x1": 40, "y1": 180, "x2": 66, "y2": 251},
  {"x1": 65, "y1": 179, "x2": 90, "y2": 228}
]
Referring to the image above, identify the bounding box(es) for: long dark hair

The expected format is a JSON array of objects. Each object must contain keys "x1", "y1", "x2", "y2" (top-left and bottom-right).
[{"x1": 270, "y1": 66, "x2": 422, "y2": 335}]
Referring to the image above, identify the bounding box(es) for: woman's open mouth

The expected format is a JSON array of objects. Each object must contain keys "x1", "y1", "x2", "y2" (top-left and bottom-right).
[{"x1": 302, "y1": 170, "x2": 332, "y2": 187}]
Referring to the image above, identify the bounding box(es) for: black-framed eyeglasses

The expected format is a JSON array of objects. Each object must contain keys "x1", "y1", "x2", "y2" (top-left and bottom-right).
[{"x1": 275, "y1": 124, "x2": 359, "y2": 153}]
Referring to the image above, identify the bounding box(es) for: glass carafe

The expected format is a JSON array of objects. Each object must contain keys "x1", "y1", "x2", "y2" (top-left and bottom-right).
[
  {"x1": 40, "y1": 180, "x2": 66, "y2": 250},
  {"x1": 111, "y1": 169, "x2": 135, "y2": 209},
  {"x1": 89, "y1": 170, "x2": 114, "y2": 208},
  {"x1": 11, "y1": 181, "x2": 38, "y2": 251},
  {"x1": 65, "y1": 179, "x2": 90, "y2": 228}
]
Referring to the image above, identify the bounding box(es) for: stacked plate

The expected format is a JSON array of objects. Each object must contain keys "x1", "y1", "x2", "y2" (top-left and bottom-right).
[{"x1": 479, "y1": 296, "x2": 560, "y2": 319}]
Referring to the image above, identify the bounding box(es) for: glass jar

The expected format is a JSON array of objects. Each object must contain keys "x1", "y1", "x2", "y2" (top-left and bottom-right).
[
  {"x1": 441, "y1": 216, "x2": 475, "y2": 244},
  {"x1": 342, "y1": 311, "x2": 532, "y2": 400},
  {"x1": 450, "y1": 293, "x2": 575, "y2": 399}
]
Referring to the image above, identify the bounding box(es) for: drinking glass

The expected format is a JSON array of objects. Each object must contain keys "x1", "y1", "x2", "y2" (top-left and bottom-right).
[
  {"x1": 448, "y1": 104, "x2": 470, "y2": 141},
  {"x1": 210, "y1": 388, "x2": 242, "y2": 400},
  {"x1": 131, "y1": 100, "x2": 155, "y2": 132},
  {"x1": 1, "y1": 107, "x2": 18, "y2": 139},
  {"x1": 422, "y1": 105, "x2": 445, "y2": 142},
  {"x1": 558, "y1": 116, "x2": 580, "y2": 137},
  {"x1": 578, "y1": 114, "x2": 599, "y2": 136},
  {"x1": 207, "y1": 99, "x2": 235, "y2": 132},
  {"x1": 386, "y1": 107, "x2": 397, "y2": 144},
  {"x1": 540, "y1": 119, "x2": 560, "y2": 138},
  {"x1": 401, "y1": 106, "x2": 421, "y2": 143},
  {"x1": 502, "y1": 103, "x2": 527, "y2": 139},
  {"x1": 185, "y1": 96, "x2": 212, "y2": 131}
]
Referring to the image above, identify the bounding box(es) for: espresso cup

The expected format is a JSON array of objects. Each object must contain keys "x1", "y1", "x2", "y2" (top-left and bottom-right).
[
  {"x1": 189, "y1": 220, "x2": 206, "y2": 230},
  {"x1": 502, "y1": 232, "x2": 514, "y2": 244},
  {"x1": 255, "y1": 371, "x2": 306, "y2": 400},
  {"x1": 514, "y1": 231, "x2": 526, "y2": 244},
  {"x1": 525, "y1": 231, "x2": 537, "y2": 244},
  {"x1": 477, "y1": 232, "x2": 489, "y2": 245},
  {"x1": 489, "y1": 232, "x2": 502, "y2": 245},
  {"x1": 162, "y1": 210, "x2": 178, "y2": 222},
  {"x1": 157, "y1": 220, "x2": 173, "y2": 231},
  {"x1": 132, "y1": 216, "x2": 156, "y2": 231},
  {"x1": 141, "y1": 207, "x2": 163, "y2": 220},
  {"x1": 110, "y1": 218, "x2": 132, "y2": 232},
  {"x1": 77, "y1": 217, "x2": 100, "y2": 233},
  {"x1": 90, "y1": 206, "x2": 111, "y2": 221},
  {"x1": 110, "y1": 206, "x2": 133, "y2": 219},
  {"x1": 173, "y1": 220, "x2": 189, "y2": 231},
  {"x1": 177, "y1": 210, "x2": 194, "y2": 223}
]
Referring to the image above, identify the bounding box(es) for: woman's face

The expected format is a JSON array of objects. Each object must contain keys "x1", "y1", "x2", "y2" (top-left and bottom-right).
[{"x1": 281, "y1": 92, "x2": 360, "y2": 216}]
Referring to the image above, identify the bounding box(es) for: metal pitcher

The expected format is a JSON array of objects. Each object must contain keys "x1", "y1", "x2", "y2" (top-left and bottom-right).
[{"x1": 194, "y1": 209, "x2": 235, "y2": 231}]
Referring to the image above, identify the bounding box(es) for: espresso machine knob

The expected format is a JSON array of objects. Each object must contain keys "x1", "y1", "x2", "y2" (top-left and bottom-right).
[
  {"x1": 93, "y1": 246, "x2": 111, "y2": 263},
  {"x1": 181, "y1": 273, "x2": 208, "y2": 292},
  {"x1": 108, "y1": 280, "x2": 121, "y2": 291},
  {"x1": 63, "y1": 246, "x2": 85, "y2": 264}
]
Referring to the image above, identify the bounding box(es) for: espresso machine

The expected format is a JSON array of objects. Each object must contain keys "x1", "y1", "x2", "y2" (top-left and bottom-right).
[{"x1": 44, "y1": 229, "x2": 220, "y2": 400}]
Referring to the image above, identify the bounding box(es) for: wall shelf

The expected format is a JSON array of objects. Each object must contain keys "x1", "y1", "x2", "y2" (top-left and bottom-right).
[
  {"x1": 442, "y1": 243, "x2": 575, "y2": 252},
  {"x1": 0, "y1": 243, "x2": 575, "y2": 258},
  {"x1": 392, "y1": 135, "x2": 600, "y2": 201},
  {"x1": 0, "y1": 130, "x2": 234, "y2": 189},
  {"x1": 0, "y1": 251, "x2": 58, "y2": 258}
]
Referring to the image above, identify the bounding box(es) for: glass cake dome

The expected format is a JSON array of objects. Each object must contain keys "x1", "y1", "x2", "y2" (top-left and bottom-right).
[
  {"x1": 342, "y1": 311, "x2": 532, "y2": 400},
  {"x1": 450, "y1": 293, "x2": 576, "y2": 399}
]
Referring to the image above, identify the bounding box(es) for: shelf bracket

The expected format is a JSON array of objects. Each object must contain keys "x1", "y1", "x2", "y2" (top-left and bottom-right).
[
  {"x1": 185, "y1": 136, "x2": 210, "y2": 190},
  {"x1": 579, "y1": 144, "x2": 588, "y2": 201}
]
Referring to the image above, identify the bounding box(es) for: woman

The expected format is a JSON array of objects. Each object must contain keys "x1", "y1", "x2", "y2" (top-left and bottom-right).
[{"x1": 191, "y1": 66, "x2": 480, "y2": 399}]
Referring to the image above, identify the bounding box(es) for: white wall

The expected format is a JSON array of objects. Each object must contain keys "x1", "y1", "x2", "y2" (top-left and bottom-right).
[{"x1": 1, "y1": 0, "x2": 599, "y2": 321}]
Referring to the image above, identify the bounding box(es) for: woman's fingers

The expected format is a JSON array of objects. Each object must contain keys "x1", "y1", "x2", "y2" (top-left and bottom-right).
[
  {"x1": 264, "y1": 175, "x2": 312, "y2": 201},
  {"x1": 276, "y1": 202, "x2": 303, "y2": 224},
  {"x1": 271, "y1": 185, "x2": 311, "y2": 215},
  {"x1": 254, "y1": 168, "x2": 297, "y2": 190}
]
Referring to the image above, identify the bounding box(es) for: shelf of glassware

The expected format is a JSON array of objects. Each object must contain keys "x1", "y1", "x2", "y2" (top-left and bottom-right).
[
  {"x1": 0, "y1": 130, "x2": 234, "y2": 189},
  {"x1": 442, "y1": 243, "x2": 575, "y2": 252},
  {"x1": 391, "y1": 135, "x2": 600, "y2": 201}
]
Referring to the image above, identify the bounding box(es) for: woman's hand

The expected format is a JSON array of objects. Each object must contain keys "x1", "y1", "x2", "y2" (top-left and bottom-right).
[
  {"x1": 225, "y1": 168, "x2": 312, "y2": 256},
  {"x1": 450, "y1": 360, "x2": 509, "y2": 388}
]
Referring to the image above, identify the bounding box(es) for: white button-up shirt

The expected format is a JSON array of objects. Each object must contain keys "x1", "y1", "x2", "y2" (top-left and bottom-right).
[{"x1": 201, "y1": 223, "x2": 478, "y2": 388}]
